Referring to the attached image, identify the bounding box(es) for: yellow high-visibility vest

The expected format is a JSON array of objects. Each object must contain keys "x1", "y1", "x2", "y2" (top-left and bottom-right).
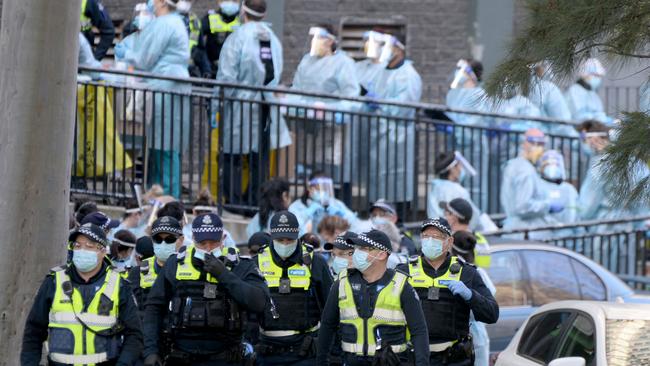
[
  {"x1": 338, "y1": 270, "x2": 409, "y2": 356},
  {"x1": 80, "y1": 0, "x2": 92, "y2": 32},
  {"x1": 48, "y1": 266, "x2": 121, "y2": 365},
  {"x1": 408, "y1": 256, "x2": 464, "y2": 289}
]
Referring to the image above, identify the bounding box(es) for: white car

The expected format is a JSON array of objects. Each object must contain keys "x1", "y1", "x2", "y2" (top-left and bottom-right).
[{"x1": 495, "y1": 301, "x2": 650, "y2": 366}]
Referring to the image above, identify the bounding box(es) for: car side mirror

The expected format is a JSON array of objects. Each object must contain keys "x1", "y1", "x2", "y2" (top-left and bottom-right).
[{"x1": 548, "y1": 357, "x2": 586, "y2": 366}]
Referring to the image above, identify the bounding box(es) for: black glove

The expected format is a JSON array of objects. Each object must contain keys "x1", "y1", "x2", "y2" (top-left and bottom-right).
[
  {"x1": 204, "y1": 253, "x2": 227, "y2": 277},
  {"x1": 143, "y1": 354, "x2": 163, "y2": 366}
]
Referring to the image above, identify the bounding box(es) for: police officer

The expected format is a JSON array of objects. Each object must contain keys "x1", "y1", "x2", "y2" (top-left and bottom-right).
[
  {"x1": 177, "y1": 0, "x2": 212, "y2": 77},
  {"x1": 21, "y1": 223, "x2": 143, "y2": 365},
  {"x1": 253, "y1": 211, "x2": 332, "y2": 365},
  {"x1": 404, "y1": 218, "x2": 498, "y2": 365},
  {"x1": 441, "y1": 198, "x2": 492, "y2": 269},
  {"x1": 201, "y1": 0, "x2": 241, "y2": 76},
  {"x1": 317, "y1": 230, "x2": 430, "y2": 366},
  {"x1": 80, "y1": 0, "x2": 115, "y2": 60},
  {"x1": 142, "y1": 213, "x2": 268, "y2": 365},
  {"x1": 128, "y1": 216, "x2": 184, "y2": 317}
]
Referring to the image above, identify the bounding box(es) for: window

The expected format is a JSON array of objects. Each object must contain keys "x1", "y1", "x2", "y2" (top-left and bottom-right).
[
  {"x1": 558, "y1": 313, "x2": 596, "y2": 366},
  {"x1": 571, "y1": 258, "x2": 606, "y2": 301},
  {"x1": 518, "y1": 311, "x2": 573, "y2": 363},
  {"x1": 522, "y1": 250, "x2": 581, "y2": 305},
  {"x1": 486, "y1": 250, "x2": 529, "y2": 306}
]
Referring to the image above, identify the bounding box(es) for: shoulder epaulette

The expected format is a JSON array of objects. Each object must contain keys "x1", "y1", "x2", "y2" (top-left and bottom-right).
[{"x1": 50, "y1": 264, "x2": 67, "y2": 273}]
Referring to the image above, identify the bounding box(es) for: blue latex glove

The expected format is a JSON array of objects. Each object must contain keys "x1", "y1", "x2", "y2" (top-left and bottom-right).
[
  {"x1": 549, "y1": 202, "x2": 565, "y2": 214},
  {"x1": 114, "y1": 42, "x2": 127, "y2": 60},
  {"x1": 326, "y1": 202, "x2": 345, "y2": 217},
  {"x1": 365, "y1": 90, "x2": 380, "y2": 111},
  {"x1": 440, "y1": 280, "x2": 473, "y2": 301},
  {"x1": 305, "y1": 200, "x2": 324, "y2": 218}
]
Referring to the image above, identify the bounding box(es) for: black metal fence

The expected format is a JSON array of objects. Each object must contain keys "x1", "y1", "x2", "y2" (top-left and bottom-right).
[
  {"x1": 483, "y1": 215, "x2": 650, "y2": 277},
  {"x1": 74, "y1": 67, "x2": 588, "y2": 221}
]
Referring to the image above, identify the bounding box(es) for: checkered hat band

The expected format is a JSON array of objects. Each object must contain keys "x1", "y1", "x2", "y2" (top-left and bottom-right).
[
  {"x1": 79, "y1": 228, "x2": 107, "y2": 246},
  {"x1": 192, "y1": 227, "x2": 223, "y2": 234},
  {"x1": 152, "y1": 226, "x2": 183, "y2": 235},
  {"x1": 421, "y1": 220, "x2": 451, "y2": 236},
  {"x1": 359, "y1": 234, "x2": 389, "y2": 252},
  {"x1": 270, "y1": 227, "x2": 299, "y2": 234},
  {"x1": 335, "y1": 237, "x2": 353, "y2": 248}
]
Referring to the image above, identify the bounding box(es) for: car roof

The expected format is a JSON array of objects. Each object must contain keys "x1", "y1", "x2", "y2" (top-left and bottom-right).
[
  {"x1": 489, "y1": 241, "x2": 634, "y2": 296},
  {"x1": 535, "y1": 300, "x2": 650, "y2": 320}
]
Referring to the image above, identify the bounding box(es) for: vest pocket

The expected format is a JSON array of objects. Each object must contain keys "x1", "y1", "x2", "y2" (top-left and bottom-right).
[
  {"x1": 48, "y1": 328, "x2": 75, "y2": 354},
  {"x1": 94, "y1": 334, "x2": 121, "y2": 359},
  {"x1": 340, "y1": 323, "x2": 357, "y2": 344},
  {"x1": 374, "y1": 325, "x2": 407, "y2": 345}
]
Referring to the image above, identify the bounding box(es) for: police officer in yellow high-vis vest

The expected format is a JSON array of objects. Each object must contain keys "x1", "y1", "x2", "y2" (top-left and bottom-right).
[
  {"x1": 128, "y1": 216, "x2": 185, "y2": 317},
  {"x1": 176, "y1": 0, "x2": 213, "y2": 77},
  {"x1": 21, "y1": 223, "x2": 143, "y2": 365},
  {"x1": 401, "y1": 218, "x2": 498, "y2": 366},
  {"x1": 80, "y1": 0, "x2": 115, "y2": 60},
  {"x1": 253, "y1": 210, "x2": 332, "y2": 365},
  {"x1": 201, "y1": 0, "x2": 241, "y2": 75},
  {"x1": 317, "y1": 230, "x2": 430, "y2": 366},
  {"x1": 441, "y1": 198, "x2": 492, "y2": 269},
  {"x1": 142, "y1": 213, "x2": 268, "y2": 365}
]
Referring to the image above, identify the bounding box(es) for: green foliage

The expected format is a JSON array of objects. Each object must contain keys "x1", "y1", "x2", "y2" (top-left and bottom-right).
[
  {"x1": 601, "y1": 113, "x2": 650, "y2": 207},
  {"x1": 486, "y1": 0, "x2": 650, "y2": 207}
]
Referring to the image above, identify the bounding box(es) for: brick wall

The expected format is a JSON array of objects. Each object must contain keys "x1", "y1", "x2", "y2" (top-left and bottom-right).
[{"x1": 281, "y1": 0, "x2": 473, "y2": 103}]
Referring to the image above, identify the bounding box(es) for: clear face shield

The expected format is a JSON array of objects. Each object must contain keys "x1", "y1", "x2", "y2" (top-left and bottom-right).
[
  {"x1": 450, "y1": 59, "x2": 477, "y2": 89},
  {"x1": 133, "y1": 3, "x2": 154, "y2": 30},
  {"x1": 363, "y1": 31, "x2": 385, "y2": 61},
  {"x1": 309, "y1": 27, "x2": 336, "y2": 57},
  {"x1": 378, "y1": 35, "x2": 404, "y2": 63},
  {"x1": 538, "y1": 150, "x2": 566, "y2": 182},
  {"x1": 309, "y1": 177, "x2": 335, "y2": 206},
  {"x1": 453, "y1": 151, "x2": 477, "y2": 177}
]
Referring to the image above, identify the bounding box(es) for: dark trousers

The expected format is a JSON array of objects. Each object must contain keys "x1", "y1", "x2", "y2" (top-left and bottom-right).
[
  {"x1": 256, "y1": 354, "x2": 315, "y2": 366},
  {"x1": 429, "y1": 352, "x2": 473, "y2": 366}
]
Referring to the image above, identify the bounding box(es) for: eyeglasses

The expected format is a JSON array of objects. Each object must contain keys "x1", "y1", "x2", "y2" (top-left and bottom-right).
[
  {"x1": 421, "y1": 234, "x2": 448, "y2": 241},
  {"x1": 72, "y1": 241, "x2": 103, "y2": 251},
  {"x1": 153, "y1": 235, "x2": 178, "y2": 244}
]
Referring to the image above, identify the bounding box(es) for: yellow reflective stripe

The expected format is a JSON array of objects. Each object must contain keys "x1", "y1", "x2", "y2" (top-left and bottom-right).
[
  {"x1": 176, "y1": 246, "x2": 218, "y2": 283},
  {"x1": 340, "y1": 307, "x2": 359, "y2": 320},
  {"x1": 140, "y1": 257, "x2": 158, "y2": 288},
  {"x1": 50, "y1": 351, "x2": 108, "y2": 364},
  {"x1": 49, "y1": 312, "x2": 117, "y2": 328}
]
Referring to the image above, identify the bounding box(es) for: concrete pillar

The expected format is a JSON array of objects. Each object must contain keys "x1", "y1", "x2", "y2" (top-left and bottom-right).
[{"x1": 0, "y1": 0, "x2": 81, "y2": 364}]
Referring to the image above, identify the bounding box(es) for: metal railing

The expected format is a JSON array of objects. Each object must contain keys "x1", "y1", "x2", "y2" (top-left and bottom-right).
[
  {"x1": 483, "y1": 215, "x2": 650, "y2": 277},
  {"x1": 73, "y1": 67, "x2": 587, "y2": 221}
]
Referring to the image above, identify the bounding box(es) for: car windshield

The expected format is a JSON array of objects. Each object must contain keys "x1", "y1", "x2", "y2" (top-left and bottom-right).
[{"x1": 606, "y1": 319, "x2": 650, "y2": 365}]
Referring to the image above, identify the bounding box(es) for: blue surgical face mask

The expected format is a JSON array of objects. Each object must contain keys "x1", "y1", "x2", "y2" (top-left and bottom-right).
[
  {"x1": 220, "y1": 1, "x2": 240, "y2": 16},
  {"x1": 193, "y1": 246, "x2": 224, "y2": 260},
  {"x1": 73, "y1": 249, "x2": 100, "y2": 272},
  {"x1": 542, "y1": 164, "x2": 563, "y2": 181},
  {"x1": 587, "y1": 76, "x2": 602, "y2": 91},
  {"x1": 421, "y1": 238, "x2": 445, "y2": 260},
  {"x1": 146, "y1": 0, "x2": 156, "y2": 14},
  {"x1": 371, "y1": 216, "x2": 390, "y2": 228},
  {"x1": 154, "y1": 243, "x2": 176, "y2": 262},
  {"x1": 273, "y1": 240, "x2": 298, "y2": 258},
  {"x1": 458, "y1": 168, "x2": 467, "y2": 183},
  {"x1": 332, "y1": 256, "x2": 350, "y2": 274},
  {"x1": 311, "y1": 190, "x2": 331, "y2": 206},
  {"x1": 352, "y1": 249, "x2": 376, "y2": 272}
]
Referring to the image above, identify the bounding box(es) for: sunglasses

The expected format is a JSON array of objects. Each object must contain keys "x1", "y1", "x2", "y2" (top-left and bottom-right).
[{"x1": 153, "y1": 235, "x2": 178, "y2": 244}]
